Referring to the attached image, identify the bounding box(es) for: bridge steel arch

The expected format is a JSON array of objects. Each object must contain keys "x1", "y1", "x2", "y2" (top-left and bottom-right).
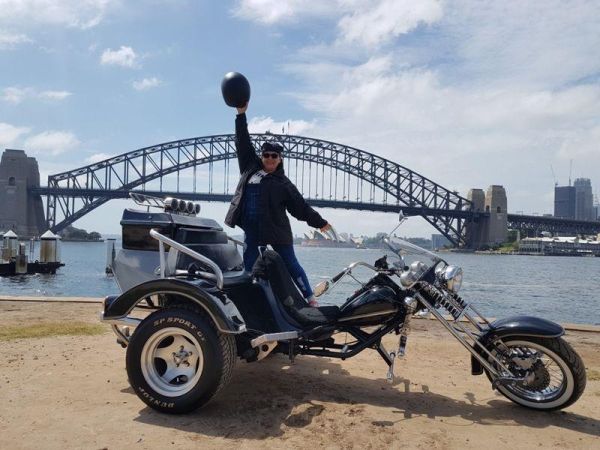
[{"x1": 42, "y1": 134, "x2": 473, "y2": 245}]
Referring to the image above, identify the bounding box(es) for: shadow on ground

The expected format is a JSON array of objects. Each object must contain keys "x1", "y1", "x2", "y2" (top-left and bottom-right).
[{"x1": 132, "y1": 355, "x2": 599, "y2": 439}]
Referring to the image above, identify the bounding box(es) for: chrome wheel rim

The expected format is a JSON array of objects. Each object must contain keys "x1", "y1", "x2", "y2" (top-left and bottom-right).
[
  {"x1": 140, "y1": 327, "x2": 204, "y2": 397},
  {"x1": 493, "y1": 340, "x2": 573, "y2": 408}
]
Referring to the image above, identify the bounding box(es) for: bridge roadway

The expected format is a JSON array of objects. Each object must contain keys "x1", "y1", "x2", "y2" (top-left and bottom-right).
[
  {"x1": 32, "y1": 187, "x2": 600, "y2": 237},
  {"x1": 31, "y1": 188, "x2": 479, "y2": 219},
  {"x1": 507, "y1": 213, "x2": 600, "y2": 236}
]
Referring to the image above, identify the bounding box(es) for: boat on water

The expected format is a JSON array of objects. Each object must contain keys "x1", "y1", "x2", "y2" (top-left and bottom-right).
[{"x1": 0, "y1": 230, "x2": 64, "y2": 276}]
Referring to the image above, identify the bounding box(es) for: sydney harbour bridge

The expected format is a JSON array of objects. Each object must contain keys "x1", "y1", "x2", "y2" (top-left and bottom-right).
[{"x1": 21, "y1": 133, "x2": 600, "y2": 247}]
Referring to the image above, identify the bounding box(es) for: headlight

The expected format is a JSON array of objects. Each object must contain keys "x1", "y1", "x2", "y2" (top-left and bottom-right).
[
  {"x1": 399, "y1": 261, "x2": 428, "y2": 287},
  {"x1": 399, "y1": 270, "x2": 418, "y2": 287},
  {"x1": 439, "y1": 265, "x2": 463, "y2": 293}
]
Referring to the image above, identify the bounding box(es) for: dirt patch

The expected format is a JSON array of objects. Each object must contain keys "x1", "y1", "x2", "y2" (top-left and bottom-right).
[
  {"x1": 0, "y1": 301, "x2": 599, "y2": 450},
  {"x1": 587, "y1": 369, "x2": 600, "y2": 381}
]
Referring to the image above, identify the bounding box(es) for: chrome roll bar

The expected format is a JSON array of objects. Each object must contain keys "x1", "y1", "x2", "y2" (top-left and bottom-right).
[{"x1": 149, "y1": 229, "x2": 224, "y2": 290}]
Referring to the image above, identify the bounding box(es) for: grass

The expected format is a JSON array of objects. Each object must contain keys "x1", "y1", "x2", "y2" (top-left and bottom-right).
[
  {"x1": 0, "y1": 322, "x2": 106, "y2": 341},
  {"x1": 586, "y1": 369, "x2": 600, "y2": 381}
]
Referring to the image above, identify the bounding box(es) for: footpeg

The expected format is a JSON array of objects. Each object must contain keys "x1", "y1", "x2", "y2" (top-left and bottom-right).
[{"x1": 386, "y1": 351, "x2": 396, "y2": 383}]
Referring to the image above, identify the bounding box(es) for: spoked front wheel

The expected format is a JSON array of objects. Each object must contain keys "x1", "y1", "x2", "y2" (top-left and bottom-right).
[{"x1": 486, "y1": 336, "x2": 586, "y2": 411}]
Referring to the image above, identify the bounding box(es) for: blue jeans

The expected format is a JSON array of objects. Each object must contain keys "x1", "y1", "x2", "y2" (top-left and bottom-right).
[{"x1": 243, "y1": 237, "x2": 314, "y2": 299}]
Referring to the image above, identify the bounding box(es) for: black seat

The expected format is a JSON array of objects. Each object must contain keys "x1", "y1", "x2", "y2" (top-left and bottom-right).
[
  {"x1": 172, "y1": 228, "x2": 245, "y2": 273},
  {"x1": 252, "y1": 249, "x2": 340, "y2": 326},
  {"x1": 222, "y1": 270, "x2": 253, "y2": 288}
]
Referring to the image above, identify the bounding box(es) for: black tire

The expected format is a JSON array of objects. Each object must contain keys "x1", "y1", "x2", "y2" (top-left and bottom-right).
[
  {"x1": 485, "y1": 336, "x2": 586, "y2": 411},
  {"x1": 126, "y1": 305, "x2": 236, "y2": 414}
]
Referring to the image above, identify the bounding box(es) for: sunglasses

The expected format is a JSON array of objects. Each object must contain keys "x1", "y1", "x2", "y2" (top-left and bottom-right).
[{"x1": 261, "y1": 152, "x2": 280, "y2": 159}]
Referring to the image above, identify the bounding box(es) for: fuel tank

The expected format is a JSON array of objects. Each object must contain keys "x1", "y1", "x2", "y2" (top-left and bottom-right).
[{"x1": 338, "y1": 286, "x2": 400, "y2": 326}]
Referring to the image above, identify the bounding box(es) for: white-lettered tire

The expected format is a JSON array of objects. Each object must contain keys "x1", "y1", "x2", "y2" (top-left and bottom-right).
[
  {"x1": 485, "y1": 336, "x2": 586, "y2": 411},
  {"x1": 126, "y1": 305, "x2": 235, "y2": 414}
]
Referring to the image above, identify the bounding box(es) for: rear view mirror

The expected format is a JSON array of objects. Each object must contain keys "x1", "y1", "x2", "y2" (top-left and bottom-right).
[{"x1": 314, "y1": 280, "x2": 330, "y2": 297}]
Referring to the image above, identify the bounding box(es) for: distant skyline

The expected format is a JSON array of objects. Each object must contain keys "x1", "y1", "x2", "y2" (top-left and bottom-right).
[{"x1": 2, "y1": 1, "x2": 600, "y2": 237}]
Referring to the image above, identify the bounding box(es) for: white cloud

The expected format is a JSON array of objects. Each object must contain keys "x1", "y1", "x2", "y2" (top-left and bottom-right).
[
  {"x1": 444, "y1": 0, "x2": 600, "y2": 89},
  {"x1": 232, "y1": 0, "x2": 339, "y2": 24},
  {"x1": 38, "y1": 90, "x2": 73, "y2": 100},
  {"x1": 0, "y1": 122, "x2": 31, "y2": 148},
  {"x1": 248, "y1": 116, "x2": 314, "y2": 135},
  {"x1": 132, "y1": 77, "x2": 162, "y2": 91},
  {"x1": 1, "y1": 87, "x2": 33, "y2": 104},
  {"x1": 24, "y1": 131, "x2": 80, "y2": 156},
  {"x1": 558, "y1": 125, "x2": 600, "y2": 162},
  {"x1": 0, "y1": 30, "x2": 32, "y2": 49},
  {"x1": 0, "y1": 0, "x2": 116, "y2": 29},
  {"x1": 234, "y1": 0, "x2": 443, "y2": 49},
  {"x1": 85, "y1": 152, "x2": 113, "y2": 163},
  {"x1": 284, "y1": 64, "x2": 600, "y2": 215},
  {"x1": 1, "y1": 86, "x2": 72, "y2": 103},
  {"x1": 268, "y1": 0, "x2": 600, "y2": 219},
  {"x1": 337, "y1": 0, "x2": 443, "y2": 48},
  {"x1": 100, "y1": 46, "x2": 138, "y2": 68}
]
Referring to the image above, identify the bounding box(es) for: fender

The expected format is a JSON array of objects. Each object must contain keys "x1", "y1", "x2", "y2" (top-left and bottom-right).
[
  {"x1": 102, "y1": 278, "x2": 246, "y2": 334},
  {"x1": 471, "y1": 315, "x2": 564, "y2": 375}
]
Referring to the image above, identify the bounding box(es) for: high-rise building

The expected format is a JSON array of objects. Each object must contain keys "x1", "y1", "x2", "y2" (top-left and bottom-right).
[
  {"x1": 431, "y1": 234, "x2": 451, "y2": 250},
  {"x1": 554, "y1": 186, "x2": 576, "y2": 219},
  {"x1": 573, "y1": 178, "x2": 594, "y2": 220}
]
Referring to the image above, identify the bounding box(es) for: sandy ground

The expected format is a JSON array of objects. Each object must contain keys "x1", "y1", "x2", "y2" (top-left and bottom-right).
[{"x1": 0, "y1": 300, "x2": 598, "y2": 450}]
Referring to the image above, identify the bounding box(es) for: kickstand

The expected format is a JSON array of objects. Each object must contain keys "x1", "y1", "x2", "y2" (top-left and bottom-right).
[
  {"x1": 386, "y1": 351, "x2": 396, "y2": 383},
  {"x1": 376, "y1": 341, "x2": 396, "y2": 383},
  {"x1": 288, "y1": 340, "x2": 296, "y2": 364}
]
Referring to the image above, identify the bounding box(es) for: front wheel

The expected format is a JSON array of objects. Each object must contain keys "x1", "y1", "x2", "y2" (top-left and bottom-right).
[
  {"x1": 126, "y1": 306, "x2": 236, "y2": 414},
  {"x1": 485, "y1": 336, "x2": 586, "y2": 411}
]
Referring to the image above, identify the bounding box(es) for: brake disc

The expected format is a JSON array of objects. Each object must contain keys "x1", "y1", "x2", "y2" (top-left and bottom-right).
[{"x1": 522, "y1": 359, "x2": 551, "y2": 391}]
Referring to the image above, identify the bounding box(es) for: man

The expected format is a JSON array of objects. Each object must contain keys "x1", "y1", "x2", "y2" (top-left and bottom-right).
[{"x1": 225, "y1": 102, "x2": 331, "y2": 306}]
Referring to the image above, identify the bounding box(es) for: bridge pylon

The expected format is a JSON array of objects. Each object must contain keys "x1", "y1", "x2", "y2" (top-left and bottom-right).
[
  {"x1": 0, "y1": 149, "x2": 46, "y2": 238},
  {"x1": 465, "y1": 185, "x2": 508, "y2": 249}
]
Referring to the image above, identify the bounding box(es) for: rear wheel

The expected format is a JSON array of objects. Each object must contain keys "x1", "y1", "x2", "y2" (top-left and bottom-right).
[
  {"x1": 126, "y1": 306, "x2": 235, "y2": 414},
  {"x1": 485, "y1": 336, "x2": 586, "y2": 411}
]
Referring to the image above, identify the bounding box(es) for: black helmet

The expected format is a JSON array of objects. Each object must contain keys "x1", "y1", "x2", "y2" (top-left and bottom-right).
[
  {"x1": 261, "y1": 142, "x2": 283, "y2": 155},
  {"x1": 221, "y1": 72, "x2": 251, "y2": 108}
]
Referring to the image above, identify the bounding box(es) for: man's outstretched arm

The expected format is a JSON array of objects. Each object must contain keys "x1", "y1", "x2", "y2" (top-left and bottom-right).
[{"x1": 234, "y1": 103, "x2": 260, "y2": 173}]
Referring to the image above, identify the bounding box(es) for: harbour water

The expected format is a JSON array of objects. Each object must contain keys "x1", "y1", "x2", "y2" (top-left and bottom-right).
[{"x1": 1, "y1": 241, "x2": 599, "y2": 325}]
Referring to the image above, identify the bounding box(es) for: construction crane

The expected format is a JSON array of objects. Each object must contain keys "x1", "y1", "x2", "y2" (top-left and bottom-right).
[
  {"x1": 569, "y1": 159, "x2": 573, "y2": 186},
  {"x1": 550, "y1": 164, "x2": 558, "y2": 187}
]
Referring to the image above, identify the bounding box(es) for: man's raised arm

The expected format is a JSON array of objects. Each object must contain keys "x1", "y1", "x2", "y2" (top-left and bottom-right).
[{"x1": 234, "y1": 103, "x2": 260, "y2": 173}]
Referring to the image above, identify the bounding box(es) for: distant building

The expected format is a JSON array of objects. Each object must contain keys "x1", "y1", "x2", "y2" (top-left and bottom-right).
[
  {"x1": 554, "y1": 185, "x2": 576, "y2": 219},
  {"x1": 519, "y1": 236, "x2": 600, "y2": 256},
  {"x1": 573, "y1": 178, "x2": 594, "y2": 220},
  {"x1": 431, "y1": 234, "x2": 451, "y2": 250}
]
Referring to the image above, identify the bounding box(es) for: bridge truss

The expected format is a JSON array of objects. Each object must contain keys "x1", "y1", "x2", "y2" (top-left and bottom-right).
[{"x1": 38, "y1": 134, "x2": 472, "y2": 245}]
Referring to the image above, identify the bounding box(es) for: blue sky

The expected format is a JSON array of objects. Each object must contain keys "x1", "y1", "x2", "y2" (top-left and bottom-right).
[{"x1": 1, "y1": 0, "x2": 599, "y2": 237}]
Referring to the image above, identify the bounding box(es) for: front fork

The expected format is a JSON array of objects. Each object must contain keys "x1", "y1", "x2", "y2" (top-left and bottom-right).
[{"x1": 413, "y1": 285, "x2": 525, "y2": 387}]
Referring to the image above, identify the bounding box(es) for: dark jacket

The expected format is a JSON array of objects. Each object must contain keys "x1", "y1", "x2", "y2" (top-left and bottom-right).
[{"x1": 225, "y1": 113, "x2": 327, "y2": 245}]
